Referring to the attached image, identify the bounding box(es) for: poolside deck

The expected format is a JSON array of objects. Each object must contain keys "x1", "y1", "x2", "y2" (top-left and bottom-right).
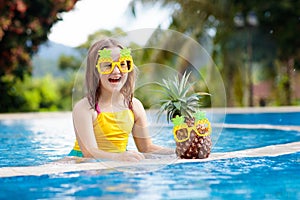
[{"x1": 0, "y1": 141, "x2": 299, "y2": 178}]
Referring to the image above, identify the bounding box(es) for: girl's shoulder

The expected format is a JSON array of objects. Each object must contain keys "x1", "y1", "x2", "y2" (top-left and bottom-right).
[
  {"x1": 131, "y1": 97, "x2": 145, "y2": 115},
  {"x1": 72, "y1": 97, "x2": 97, "y2": 125},
  {"x1": 74, "y1": 97, "x2": 89, "y2": 108},
  {"x1": 73, "y1": 97, "x2": 94, "y2": 115},
  {"x1": 131, "y1": 97, "x2": 147, "y2": 123},
  {"x1": 132, "y1": 97, "x2": 143, "y2": 108}
]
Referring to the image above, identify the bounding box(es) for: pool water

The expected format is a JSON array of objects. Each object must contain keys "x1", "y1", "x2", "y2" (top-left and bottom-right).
[
  {"x1": 0, "y1": 111, "x2": 300, "y2": 199},
  {"x1": 213, "y1": 128, "x2": 300, "y2": 153},
  {"x1": 1, "y1": 152, "x2": 299, "y2": 199},
  {"x1": 224, "y1": 112, "x2": 300, "y2": 126},
  {"x1": 1, "y1": 116, "x2": 300, "y2": 167},
  {"x1": 0, "y1": 116, "x2": 74, "y2": 167}
]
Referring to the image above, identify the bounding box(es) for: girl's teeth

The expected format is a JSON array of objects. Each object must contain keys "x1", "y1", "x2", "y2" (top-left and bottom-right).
[{"x1": 109, "y1": 78, "x2": 120, "y2": 83}]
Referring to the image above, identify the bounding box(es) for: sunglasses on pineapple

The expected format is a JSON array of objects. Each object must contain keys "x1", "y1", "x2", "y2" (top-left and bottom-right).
[
  {"x1": 172, "y1": 115, "x2": 211, "y2": 143},
  {"x1": 96, "y1": 47, "x2": 134, "y2": 74}
]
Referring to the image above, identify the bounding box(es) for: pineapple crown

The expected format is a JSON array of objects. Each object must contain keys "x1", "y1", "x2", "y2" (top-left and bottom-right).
[
  {"x1": 156, "y1": 71, "x2": 210, "y2": 123},
  {"x1": 171, "y1": 110, "x2": 207, "y2": 126},
  {"x1": 98, "y1": 47, "x2": 132, "y2": 61}
]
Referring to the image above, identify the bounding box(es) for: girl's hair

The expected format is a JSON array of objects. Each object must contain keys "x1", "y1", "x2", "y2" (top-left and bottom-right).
[{"x1": 85, "y1": 38, "x2": 137, "y2": 109}]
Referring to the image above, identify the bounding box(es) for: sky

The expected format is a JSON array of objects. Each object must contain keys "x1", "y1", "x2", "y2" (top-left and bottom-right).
[{"x1": 48, "y1": 0, "x2": 172, "y2": 47}]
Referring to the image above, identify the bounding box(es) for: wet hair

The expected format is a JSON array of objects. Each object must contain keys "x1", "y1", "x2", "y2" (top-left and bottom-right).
[{"x1": 85, "y1": 38, "x2": 137, "y2": 110}]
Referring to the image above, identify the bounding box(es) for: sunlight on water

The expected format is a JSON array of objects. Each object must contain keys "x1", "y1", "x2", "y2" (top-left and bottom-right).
[
  {"x1": 1, "y1": 112, "x2": 300, "y2": 167},
  {"x1": 0, "y1": 112, "x2": 299, "y2": 199},
  {"x1": 0, "y1": 152, "x2": 299, "y2": 199}
]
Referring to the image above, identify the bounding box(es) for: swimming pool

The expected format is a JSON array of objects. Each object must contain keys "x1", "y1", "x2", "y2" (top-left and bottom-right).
[
  {"x1": 0, "y1": 110, "x2": 300, "y2": 199},
  {"x1": 225, "y1": 112, "x2": 300, "y2": 126},
  {"x1": 1, "y1": 152, "x2": 299, "y2": 199}
]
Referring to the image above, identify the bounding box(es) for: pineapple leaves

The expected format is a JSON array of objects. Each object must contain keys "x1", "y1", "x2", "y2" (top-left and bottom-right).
[
  {"x1": 174, "y1": 102, "x2": 181, "y2": 110},
  {"x1": 171, "y1": 115, "x2": 185, "y2": 126},
  {"x1": 193, "y1": 111, "x2": 207, "y2": 121},
  {"x1": 98, "y1": 48, "x2": 111, "y2": 59},
  {"x1": 156, "y1": 71, "x2": 210, "y2": 123},
  {"x1": 120, "y1": 47, "x2": 131, "y2": 58}
]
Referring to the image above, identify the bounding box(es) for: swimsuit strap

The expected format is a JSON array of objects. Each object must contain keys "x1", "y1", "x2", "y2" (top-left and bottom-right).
[
  {"x1": 95, "y1": 102, "x2": 101, "y2": 114},
  {"x1": 129, "y1": 100, "x2": 133, "y2": 111}
]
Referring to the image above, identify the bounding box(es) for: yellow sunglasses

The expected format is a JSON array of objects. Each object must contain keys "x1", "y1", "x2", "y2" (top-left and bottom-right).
[
  {"x1": 173, "y1": 119, "x2": 211, "y2": 143},
  {"x1": 96, "y1": 48, "x2": 134, "y2": 74}
]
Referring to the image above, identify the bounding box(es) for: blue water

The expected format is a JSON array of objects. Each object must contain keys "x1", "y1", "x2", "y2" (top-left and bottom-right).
[
  {"x1": 1, "y1": 118, "x2": 300, "y2": 167},
  {"x1": 1, "y1": 112, "x2": 300, "y2": 199},
  {"x1": 1, "y1": 152, "x2": 299, "y2": 199},
  {"x1": 0, "y1": 117, "x2": 73, "y2": 167},
  {"x1": 213, "y1": 128, "x2": 300, "y2": 153},
  {"x1": 224, "y1": 112, "x2": 300, "y2": 126}
]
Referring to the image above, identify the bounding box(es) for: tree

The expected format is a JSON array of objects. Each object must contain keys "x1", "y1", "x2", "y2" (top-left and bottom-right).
[
  {"x1": 129, "y1": 0, "x2": 242, "y2": 106},
  {"x1": 253, "y1": 0, "x2": 300, "y2": 105},
  {"x1": 0, "y1": 0, "x2": 78, "y2": 112},
  {"x1": 0, "y1": 0, "x2": 78, "y2": 77},
  {"x1": 129, "y1": 0, "x2": 300, "y2": 106}
]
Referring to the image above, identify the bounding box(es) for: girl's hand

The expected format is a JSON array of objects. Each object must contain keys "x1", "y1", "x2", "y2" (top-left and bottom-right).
[{"x1": 113, "y1": 150, "x2": 145, "y2": 162}]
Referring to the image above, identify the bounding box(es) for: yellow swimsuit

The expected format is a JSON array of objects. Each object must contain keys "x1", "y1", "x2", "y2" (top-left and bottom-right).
[{"x1": 69, "y1": 104, "x2": 134, "y2": 157}]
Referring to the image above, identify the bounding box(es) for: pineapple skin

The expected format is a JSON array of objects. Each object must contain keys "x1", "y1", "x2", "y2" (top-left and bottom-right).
[
  {"x1": 176, "y1": 132, "x2": 212, "y2": 159},
  {"x1": 156, "y1": 72, "x2": 212, "y2": 159},
  {"x1": 175, "y1": 117, "x2": 212, "y2": 159}
]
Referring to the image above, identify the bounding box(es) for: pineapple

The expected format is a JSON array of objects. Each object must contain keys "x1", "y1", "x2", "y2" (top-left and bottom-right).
[{"x1": 156, "y1": 72, "x2": 212, "y2": 159}]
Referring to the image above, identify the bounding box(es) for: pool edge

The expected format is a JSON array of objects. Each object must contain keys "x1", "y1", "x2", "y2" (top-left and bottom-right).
[{"x1": 1, "y1": 141, "x2": 299, "y2": 178}]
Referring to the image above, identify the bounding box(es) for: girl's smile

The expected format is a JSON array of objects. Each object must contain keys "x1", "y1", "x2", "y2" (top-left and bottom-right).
[{"x1": 108, "y1": 73, "x2": 122, "y2": 84}]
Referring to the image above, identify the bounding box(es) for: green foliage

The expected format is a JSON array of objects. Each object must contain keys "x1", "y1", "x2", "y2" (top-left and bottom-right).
[
  {"x1": 134, "y1": 84, "x2": 160, "y2": 109},
  {"x1": 78, "y1": 28, "x2": 127, "y2": 50},
  {"x1": 14, "y1": 74, "x2": 60, "y2": 111},
  {"x1": 0, "y1": 0, "x2": 78, "y2": 78},
  {"x1": 58, "y1": 54, "x2": 81, "y2": 71},
  {"x1": 156, "y1": 72, "x2": 210, "y2": 122},
  {"x1": 0, "y1": 75, "x2": 25, "y2": 112},
  {"x1": 23, "y1": 89, "x2": 41, "y2": 111},
  {"x1": 0, "y1": 74, "x2": 73, "y2": 112},
  {"x1": 0, "y1": 0, "x2": 78, "y2": 112},
  {"x1": 131, "y1": 0, "x2": 300, "y2": 106}
]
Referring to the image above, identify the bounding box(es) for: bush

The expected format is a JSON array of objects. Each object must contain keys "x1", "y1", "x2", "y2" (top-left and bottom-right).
[{"x1": 0, "y1": 74, "x2": 73, "y2": 112}]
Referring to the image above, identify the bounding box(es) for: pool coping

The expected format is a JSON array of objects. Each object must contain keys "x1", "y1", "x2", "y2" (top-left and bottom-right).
[{"x1": 0, "y1": 141, "x2": 299, "y2": 178}]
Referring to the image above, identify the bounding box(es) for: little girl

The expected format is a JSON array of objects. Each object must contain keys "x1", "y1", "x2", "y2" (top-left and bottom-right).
[{"x1": 69, "y1": 38, "x2": 173, "y2": 161}]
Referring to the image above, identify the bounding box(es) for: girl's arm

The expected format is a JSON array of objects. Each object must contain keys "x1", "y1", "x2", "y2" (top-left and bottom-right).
[
  {"x1": 73, "y1": 97, "x2": 144, "y2": 161},
  {"x1": 132, "y1": 98, "x2": 175, "y2": 154}
]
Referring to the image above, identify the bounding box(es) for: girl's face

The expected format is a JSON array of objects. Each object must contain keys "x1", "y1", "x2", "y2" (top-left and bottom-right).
[{"x1": 98, "y1": 47, "x2": 128, "y2": 93}]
